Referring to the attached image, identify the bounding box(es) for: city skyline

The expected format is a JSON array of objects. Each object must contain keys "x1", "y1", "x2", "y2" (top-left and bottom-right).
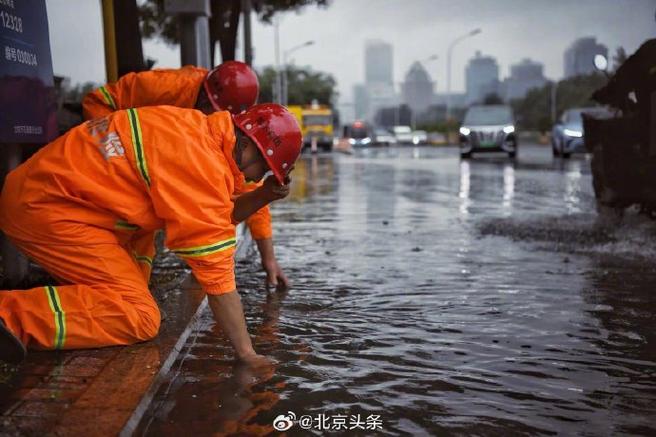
[{"x1": 45, "y1": 0, "x2": 654, "y2": 105}]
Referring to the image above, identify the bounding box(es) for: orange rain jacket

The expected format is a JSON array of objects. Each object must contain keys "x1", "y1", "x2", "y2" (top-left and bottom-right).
[
  {"x1": 82, "y1": 66, "x2": 207, "y2": 120},
  {"x1": 0, "y1": 107, "x2": 265, "y2": 349},
  {"x1": 2, "y1": 107, "x2": 255, "y2": 295},
  {"x1": 82, "y1": 66, "x2": 271, "y2": 240}
]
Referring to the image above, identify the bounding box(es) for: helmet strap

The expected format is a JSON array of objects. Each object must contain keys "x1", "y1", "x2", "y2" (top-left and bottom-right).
[{"x1": 233, "y1": 129, "x2": 262, "y2": 171}]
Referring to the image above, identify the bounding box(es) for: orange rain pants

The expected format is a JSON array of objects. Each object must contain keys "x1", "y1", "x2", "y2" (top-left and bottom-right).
[{"x1": 0, "y1": 106, "x2": 256, "y2": 350}]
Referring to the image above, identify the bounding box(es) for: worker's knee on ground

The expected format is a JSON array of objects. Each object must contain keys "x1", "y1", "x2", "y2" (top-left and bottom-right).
[{"x1": 135, "y1": 305, "x2": 161, "y2": 341}]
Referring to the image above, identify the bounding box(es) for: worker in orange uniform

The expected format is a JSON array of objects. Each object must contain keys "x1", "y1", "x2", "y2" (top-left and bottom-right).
[
  {"x1": 83, "y1": 61, "x2": 289, "y2": 290},
  {"x1": 0, "y1": 103, "x2": 301, "y2": 366}
]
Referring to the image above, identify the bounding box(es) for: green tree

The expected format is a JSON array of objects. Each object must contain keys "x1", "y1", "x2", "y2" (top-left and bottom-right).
[
  {"x1": 511, "y1": 73, "x2": 607, "y2": 132},
  {"x1": 483, "y1": 93, "x2": 504, "y2": 105},
  {"x1": 612, "y1": 47, "x2": 628, "y2": 72},
  {"x1": 258, "y1": 65, "x2": 337, "y2": 105},
  {"x1": 139, "y1": 0, "x2": 330, "y2": 64}
]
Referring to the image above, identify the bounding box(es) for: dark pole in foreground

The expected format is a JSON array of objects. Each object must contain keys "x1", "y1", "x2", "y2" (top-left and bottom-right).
[
  {"x1": 1, "y1": 145, "x2": 29, "y2": 287},
  {"x1": 165, "y1": 0, "x2": 212, "y2": 69},
  {"x1": 242, "y1": 0, "x2": 253, "y2": 66}
]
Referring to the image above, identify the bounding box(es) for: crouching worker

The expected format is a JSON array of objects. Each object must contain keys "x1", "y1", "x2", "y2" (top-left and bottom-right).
[{"x1": 0, "y1": 103, "x2": 301, "y2": 366}]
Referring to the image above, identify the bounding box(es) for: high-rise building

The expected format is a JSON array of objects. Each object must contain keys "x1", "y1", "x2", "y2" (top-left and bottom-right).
[
  {"x1": 564, "y1": 37, "x2": 608, "y2": 78},
  {"x1": 353, "y1": 84, "x2": 369, "y2": 121},
  {"x1": 401, "y1": 61, "x2": 435, "y2": 114},
  {"x1": 364, "y1": 40, "x2": 396, "y2": 120},
  {"x1": 465, "y1": 51, "x2": 500, "y2": 105},
  {"x1": 365, "y1": 40, "x2": 393, "y2": 85},
  {"x1": 502, "y1": 58, "x2": 547, "y2": 101}
]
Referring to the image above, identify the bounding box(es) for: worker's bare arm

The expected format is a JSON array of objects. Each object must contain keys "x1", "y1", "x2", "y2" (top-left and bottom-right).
[
  {"x1": 207, "y1": 291, "x2": 271, "y2": 367},
  {"x1": 255, "y1": 238, "x2": 290, "y2": 290}
]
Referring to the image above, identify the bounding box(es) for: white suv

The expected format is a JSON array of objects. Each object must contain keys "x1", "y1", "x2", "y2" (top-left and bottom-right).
[
  {"x1": 459, "y1": 105, "x2": 517, "y2": 159},
  {"x1": 392, "y1": 125, "x2": 414, "y2": 144}
]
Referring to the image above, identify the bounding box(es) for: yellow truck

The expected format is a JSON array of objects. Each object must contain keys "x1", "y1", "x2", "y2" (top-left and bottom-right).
[{"x1": 288, "y1": 102, "x2": 334, "y2": 152}]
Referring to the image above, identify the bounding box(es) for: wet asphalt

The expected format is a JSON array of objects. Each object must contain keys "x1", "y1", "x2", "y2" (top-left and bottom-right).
[{"x1": 138, "y1": 144, "x2": 656, "y2": 436}]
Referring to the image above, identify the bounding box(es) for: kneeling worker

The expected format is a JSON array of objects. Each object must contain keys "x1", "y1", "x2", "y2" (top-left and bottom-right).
[{"x1": 0, "y1": 103, "x2": 301, "y2": 367}]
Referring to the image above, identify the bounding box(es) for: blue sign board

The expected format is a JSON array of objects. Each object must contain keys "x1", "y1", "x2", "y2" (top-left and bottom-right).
[{"x1": 0, "y1": 0, "x2": 56, "y2": 143}]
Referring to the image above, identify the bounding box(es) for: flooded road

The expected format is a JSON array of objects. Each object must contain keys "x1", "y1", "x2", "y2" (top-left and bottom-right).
[{"x1": 138, "y1": 145, "x2": 656, "y2": 436}]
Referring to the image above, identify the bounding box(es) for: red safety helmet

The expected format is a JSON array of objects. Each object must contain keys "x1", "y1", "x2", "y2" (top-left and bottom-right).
[
  {"x1": 233, "y1": 103, "x2": 302, "y2": 184},
  {"x1": 204, "y1": 61, "x2": 259, "y2": 114}
]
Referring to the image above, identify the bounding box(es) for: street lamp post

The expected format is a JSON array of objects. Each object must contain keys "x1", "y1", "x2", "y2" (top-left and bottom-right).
[
  {"x1": 282, "y1": 40, "x2": 314, "y2": 106},
  {"x1": 420, "y1": 54, "x2": 439, "y2": 129},
  {"x1": 273, "y1": 16, "x2": 282, "y2": 103},
  {"x1": 550, "y1": 80, "x2": 558, "y2": 123},
  {"x1": 446, "y1": 28, "x2": 481, "y2": 120}
]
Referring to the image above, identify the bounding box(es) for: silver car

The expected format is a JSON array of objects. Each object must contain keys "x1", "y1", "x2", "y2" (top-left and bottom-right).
[
  {"x1": 459, "y1": 105, "x2": 518, "y2": 159},
  {"x1": 372, "y1": 128, "x2": 397, "y2": 146},
  {"x1": 551, "y1": 107, "x2": 611, "y2": 158}
]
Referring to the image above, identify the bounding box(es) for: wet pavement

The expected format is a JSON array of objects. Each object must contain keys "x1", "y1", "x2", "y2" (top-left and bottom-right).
[
  {"x1": 0, "y1": 248, "x2": 208, "y2": 436},
  {"x1": 135, "y1": 144, "x2": 656, "y2": 436},
  {"x1": 21, "y1": 144, "x2": 656, "y2": 436}
]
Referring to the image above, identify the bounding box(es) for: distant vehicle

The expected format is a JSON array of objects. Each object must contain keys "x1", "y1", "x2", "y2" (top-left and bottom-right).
[
  {"x1": 288, "y1": 103, "x2": 335, "y2": 152},
  {"x1": 552, "y1": 107, "x2": 611, "y2": 158},
  {"x1": 459, "y1": 104, "x2": 517, "y2": 159},
  {"x1": 343, "y1": 120, "x2": 373, "y2": 147},
  {"x1": 411, "y1": 130, "x2": 428, "y2": 145},
  {"x1": 393, "y1": 125, "x2": 414, "y2": 144},
  {"x1": 372, "y1": 128, "x2": 397, "y2": 146}
]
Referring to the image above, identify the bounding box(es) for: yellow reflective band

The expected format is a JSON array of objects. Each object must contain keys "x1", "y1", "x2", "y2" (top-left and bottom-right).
[
  {"x1": 127, "y1": 108, "x2": 151, "y2": 187},
  {"x1": 99, "y1": 86, "x2": 116, "y2": 109},
  {"x1": 115, "y1": 220, "x2": 140, "y2": 231},
  {"x1": 44, "y1": 286, "x2": 66, "y2": 350},
  {"x1": 136, "y1": 255, "x2": 153, "y2": 266},
  {"x1": 172, "y1": 237, "x2": 237, "y2": 258}
]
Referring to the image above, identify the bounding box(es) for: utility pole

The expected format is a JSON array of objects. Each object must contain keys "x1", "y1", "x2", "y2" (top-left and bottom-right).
[
  {"x1": 274, "y1": 16, "x2": 282, "y2": 103},
  {"x1": 164, "y1": 0, "x2": 212, "y2": 69},
  {"x1": 550, "y1": 80, "x2": 557, "y2": 123},
  {"x1": 241, "y1": 0, "x2": 253, "y2": 66},
  {"x1": 446, "y1": 28, "x2": 481, "y2": 120},
  {"x1": 282, "y1": 40, "x2": 314, "y2": 106}
]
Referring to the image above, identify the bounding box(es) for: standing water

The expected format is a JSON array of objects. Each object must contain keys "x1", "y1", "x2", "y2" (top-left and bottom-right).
[{"x1": 138, "y1": 146, "x2": 656, "y2": 436}]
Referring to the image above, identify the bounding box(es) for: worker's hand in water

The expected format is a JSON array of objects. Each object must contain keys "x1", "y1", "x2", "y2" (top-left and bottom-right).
[
  {"x1": 260, "y1": 175, "x2": 290, "y2": 202},
  {"x1": 263, "y1": 256, "x2": 290, "y2": 291},
  {"x1": 238, "y1": 351, "x2": 275, "y2": 369}
]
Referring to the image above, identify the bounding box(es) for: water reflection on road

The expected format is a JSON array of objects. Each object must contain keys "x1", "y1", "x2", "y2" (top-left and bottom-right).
[{"x1": 139, "y1": 145, "x2": 656, "y2": 436}]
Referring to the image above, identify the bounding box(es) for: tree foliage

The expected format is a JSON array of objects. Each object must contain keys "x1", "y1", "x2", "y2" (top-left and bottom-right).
[
  {"x1": 483, "y1": 93, "x2": 504, "y2": 105},
  {"x1": 257, "y1": 65, "x2": 337, "y2": 106},
  {"x1": 511, "y1": 73, "x2": 608, "y2": 132},
  {"x1": 139, "y1": 0, "x2": 330, "y2": 64},
  {"x1": 612, "y1": 47, "x2": 628, "y2": 72}
]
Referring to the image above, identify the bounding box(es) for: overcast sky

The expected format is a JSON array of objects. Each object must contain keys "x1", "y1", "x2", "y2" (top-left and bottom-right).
[{"x1": 46, "y1": 0, "x2": 654, "y2": 104}]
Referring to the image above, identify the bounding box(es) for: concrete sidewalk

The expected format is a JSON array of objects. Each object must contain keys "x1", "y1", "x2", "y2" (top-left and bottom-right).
[{"x1": 0, "y1": 227, "x2": 253, "y2": 435}]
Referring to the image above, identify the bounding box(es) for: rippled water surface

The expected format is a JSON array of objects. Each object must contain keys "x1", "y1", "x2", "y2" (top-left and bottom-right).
[{"x1": 138, "y1": 146, "x2": 656, "y2": 436}]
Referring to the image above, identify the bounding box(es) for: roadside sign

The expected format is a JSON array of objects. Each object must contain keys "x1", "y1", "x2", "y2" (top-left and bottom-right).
[{"x1": 0, "y1": 0, "x2": 56, "y2": 143}]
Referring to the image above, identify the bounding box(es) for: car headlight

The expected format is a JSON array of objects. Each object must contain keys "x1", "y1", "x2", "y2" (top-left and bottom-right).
[
  {"x1": 362, "y1": 137, "x2": 371, "y2": 145},
  {"x1": 348, "y1": 138, "x2": 356, "y2": 145},
  {"x1": 459, "y1": 127, "x2": 471, "y2": 136},
  {"x1": 503, "y1": 125, "x2": 515, "y2": 134},
  {"x1": 563, "y1": 128, "x2": 583, "y2": 138}
]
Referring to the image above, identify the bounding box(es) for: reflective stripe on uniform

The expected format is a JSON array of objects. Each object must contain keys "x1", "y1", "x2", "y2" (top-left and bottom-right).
[
  {"x1": 44, "y1": 286, "x2": 66, "y2": 349},
  {"x1": 172, "y1": 237, "x2": 237, "y2": 258},
  {"x1": 136, "y1": 255, "x2": 153, "y2": 266},
  {"x1": 127, "y1": 108, "x2": 151, "y2": 188},
  {"x1": 99, "y1": 86, "x2": 116, "y2": 109},
  {"x1": 115, "y1": 220, "x2": 140, "y2": 231}
]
